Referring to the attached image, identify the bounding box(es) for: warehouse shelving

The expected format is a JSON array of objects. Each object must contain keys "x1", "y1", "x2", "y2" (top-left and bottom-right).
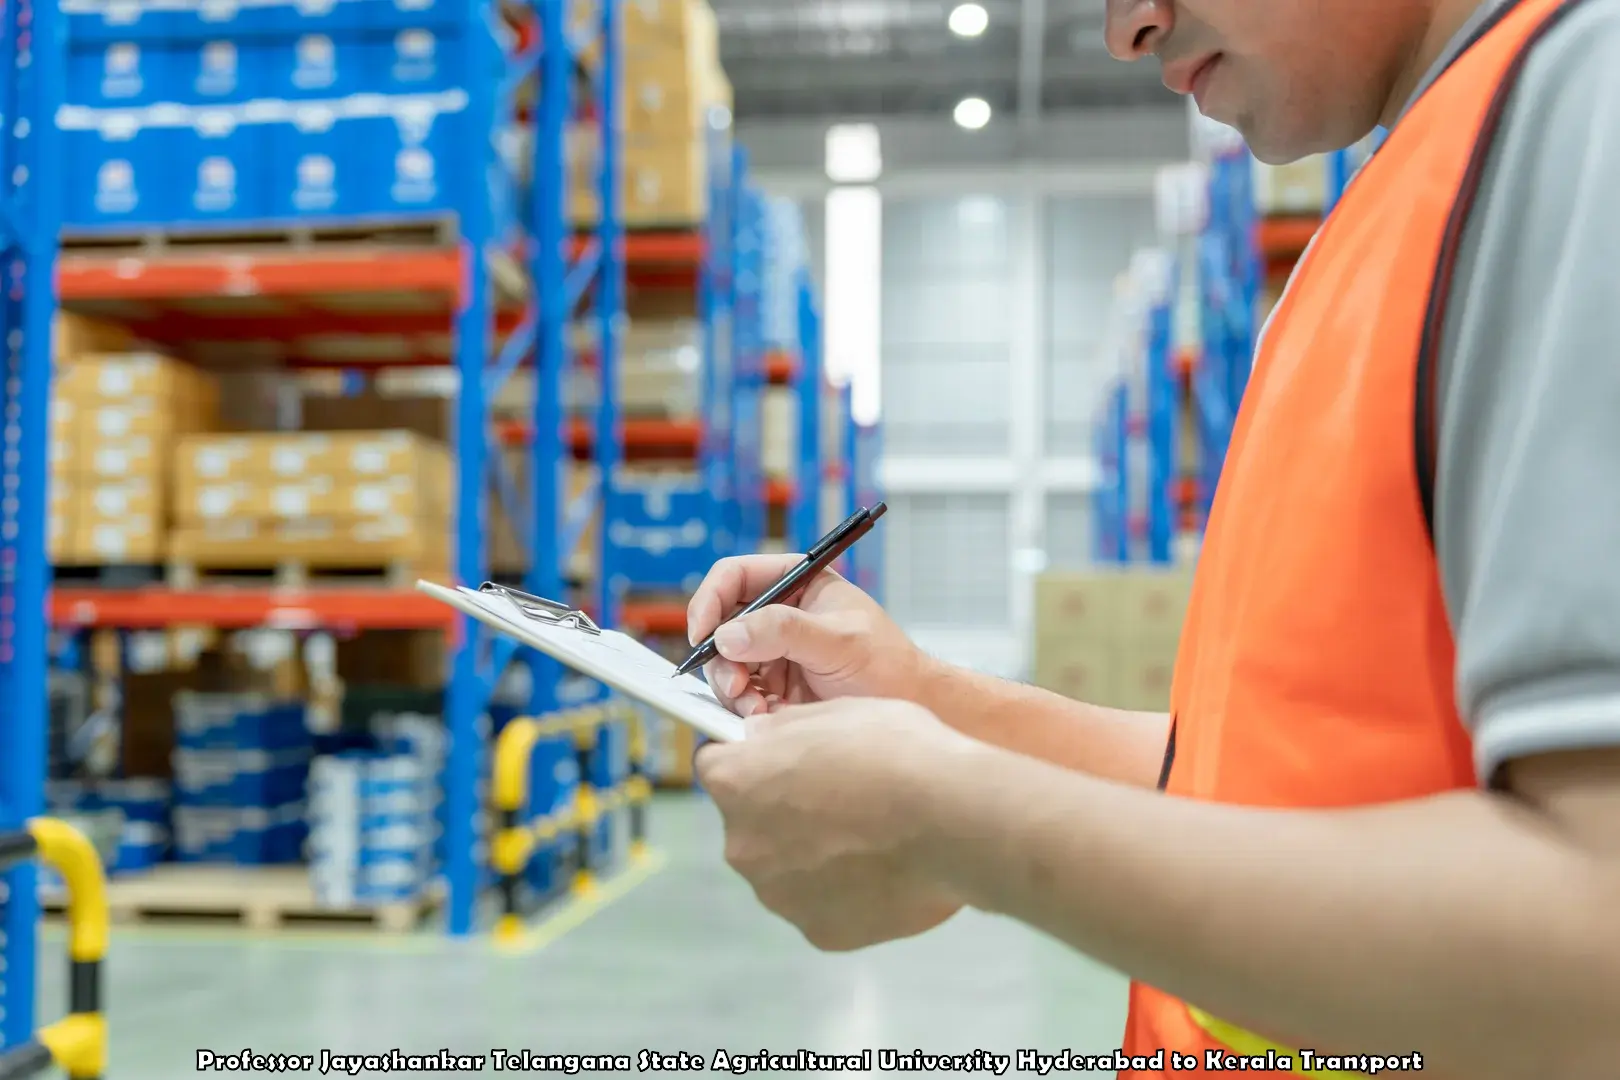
[
  {"x1": 0, "y1": 0, "x2": 66, "y2": 1046},
  {"x1": 38, "y1": 0, "x2": 633, "y2": 940},
  {"x1": 14, "y1": 1, "x2": 858, "y2": 981},
  {"x1": 1092, "y1": 139, "x2": 1374, "y2": 565}
]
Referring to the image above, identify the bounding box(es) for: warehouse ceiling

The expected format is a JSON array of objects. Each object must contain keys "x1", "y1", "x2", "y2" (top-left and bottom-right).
[{"x1": 711, "y1": 0, "x2": 1177, "y2": 121}]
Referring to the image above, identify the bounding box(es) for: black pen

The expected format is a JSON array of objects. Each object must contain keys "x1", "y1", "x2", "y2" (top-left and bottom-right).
[{"x1": 673, "y1": 502, "x2": 888, "y2": 678}]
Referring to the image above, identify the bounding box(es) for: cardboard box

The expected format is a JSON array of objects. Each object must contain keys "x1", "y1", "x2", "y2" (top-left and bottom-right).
[
  {"x1": 1034, "y1": 568, "x2": 1194, "y2": 646},
  {"x1": 54, "y1": 312, "x2": 135, "y2": 362},
  {"x1": 762, "y1": 386, "x2": 797, "y2": 478},
  {"x1": 1253, "y1": 156, "x2": 1327, "y2": 216},
  {"x1": 80, "y1": 476, "x2": 162, "y2": 522},
  {"x1": 1033, "y1": 640, "x2": 1119, "y2": 706},
  {"x1": 175, "y1": 431, "x2": 453, "y2": 511},
  {"x1": 76, "y1": 395, "x2": 219, "y2": 444},
  {"x1": 56, "y1": 352, "x2": 210, "y2": 406},
  {"x1": 488, "y1": 457, "x2": 598, "y2": 576},
  {"x1": 81, "y1": 433, "x2": 163, "y2": 481},
  {"x1": 71, "y1": 513, "x2": 163, "y2": 564},
  {"x1": 178, "y1": 474, "x2": 446, "y2": 524},
  {"x1": 1117, "y1": 569, "x2": 1195, "y2": 644},
  {"x1": 49, "y1": 479, "x2": 73, "y2": 563},
  {"x1": 168, "y1": 515, "x2": 449, "y2": 570},
  {"x1": 1035, "y1": 572, "x2": 1125, "y2": 641},
  {"x1": 1114, "y1": 644, "x2": 1177, "y2": 712},
  {"x1": 570, "y1": 135, "x2": 708, "y2": 227},
  {"x1": 337, "y1": 631, "x2": 447, "y2": 690}
]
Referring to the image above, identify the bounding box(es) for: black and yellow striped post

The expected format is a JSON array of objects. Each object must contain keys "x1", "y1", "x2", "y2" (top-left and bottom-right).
[
  {"x1": 490, "y1": 716, "x2": 544, "y2": 943},
  {"x1": 622, "y1": 702, "x2": 651, "y2": 862},
  {"x1": 0, "y1": 818, "x2": 108, "y2": 1080},
  {"x1": 569, "y1": 706, "x2": 605, "y2": 897}
]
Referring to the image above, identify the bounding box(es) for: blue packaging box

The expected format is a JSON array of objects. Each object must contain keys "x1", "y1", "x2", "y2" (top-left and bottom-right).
[
  {"x1": 173, "y1": 807, "x2": 237, "y2": 862},
  {"x1": 60, "y1": 111, "x2": 171, "y2": 229},
  {"x1": 100, "y1": 778, "x2": 172, "y2": 824},
  {"x1": 173, "y1": 38, "x2": 266, "y2": 105},
  {"x1": 173, "y1": 748, "x2": 310, "y2": 809},
  {"x1": 173, "y1": 106, "x2": 269, "y2": 225},
  {"x1": 174, "y1": 693, "x2": 310, "y2": 752},
  {"x1": 233, "y1": 804, "x2": 307, "y2": 864},
  {"x1": 113, "y1": 820, "x2": 170, "y2": 874},
  {"x1": 605, "y1": 474, "x2": 713, "y2": 593},
  {"x1": 64, "y1": 0, "x2": 475, "y2": 42},
  {"x1": 67, "y1": 40, "x2": 163, "y2": 109},
  {"x1": 263, "y1": 31, "x2": 369, "y2": 100},
  {"x1": 267, "y1": 100, "x2": 369, "y2": 220}
]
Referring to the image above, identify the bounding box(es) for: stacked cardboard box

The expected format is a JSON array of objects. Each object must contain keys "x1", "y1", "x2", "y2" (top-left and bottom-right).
[
  {"x1": 569, "y1": 0, "x2": 732, "y2": 226},
  {"x1": 1032, "y1": 568, "x2": 1195, "y2": 712},
  {"x1": 54, "y1": 351, "x2": 221, "y2": 565},
  {"x1": 169, "y1": 431, "x2": 452, "y2": 573},
  {"x1": 487, "y1": 449, "x2": 599, "y2": 579},
  {"x1": 563, "y1": 319, "x2": 705, "y2": 419},
  {"x1": 1252, "y1": 155, "x2": 1328, "y2": 216}
]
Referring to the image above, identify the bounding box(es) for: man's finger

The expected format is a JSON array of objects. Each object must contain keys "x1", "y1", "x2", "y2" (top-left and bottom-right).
[
  {"x1": 687, "y1": 554, "x2": 806, "y2": 644},
  {"x1": 712, "y1": 605, "x2": 846, "y2": 670}
]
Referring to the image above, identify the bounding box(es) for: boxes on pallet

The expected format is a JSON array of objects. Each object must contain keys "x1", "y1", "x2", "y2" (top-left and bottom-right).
[
  {"x1": 171, "y1": 431, "x2": 453, "y2": 571},
  {"x1": 308, "y1": 751, "x2": 436, "y2": 907},
  {"x1": 79, "y1": 778, "x2": 172, "y2": 873},
  {"x1": 1031, "y1": 569, "x2": 1194, "y2": 712},
  {"x1": 605, "y1": 469, "x2": 713, "y2": 595},
  {"x1": 54, "y1": 353, "x2": 220, "y2": 566},
  {"x1": 174, "y1": 691, "x2": 311, "y2": 752},
  {"x1": 173, "y1": 748, "x2": 311, "y2": 809},
  {"x1": 1252, "y1": 155, "x2": 1328, "y2": 216}
]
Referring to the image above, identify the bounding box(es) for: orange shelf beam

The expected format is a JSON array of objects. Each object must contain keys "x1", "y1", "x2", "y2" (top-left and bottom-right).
[
  {"x1": 567, "y1": 230, "x2": 705, "y2": 267},
  {"x1": 57, "y1": 248, "x2": 467, "y2": 303},
  {"x1": 49, "y1": 588, "x2": 456, "y2": 630},
  {"x1": 499, "y1": 418, "x2": 704, "y2": 457},
  {"x1": 765, "y1": 478, "x2": 794, "y2": 508},
  {"x1": 1254, "y1": 216, "x2": 1320, "y2": 262},
  {"x1": 619, "y1": 601, "x2": 689, "y2": 636},
  {"x1": 764, "y1": 350, "x2": 797, "y2": 384}
]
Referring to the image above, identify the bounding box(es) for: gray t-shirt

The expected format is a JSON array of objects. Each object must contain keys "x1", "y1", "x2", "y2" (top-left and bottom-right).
[{"x1": 1398, "y1": 0, "x2": 1620, "y2": 781}]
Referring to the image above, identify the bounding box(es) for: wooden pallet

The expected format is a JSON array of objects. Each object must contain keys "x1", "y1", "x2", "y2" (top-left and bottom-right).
[
  {"x1": 165, "y1": 560, "x2": 437, "y2": 591},
  {"x1": 60, "y1": 218, "x2": 458, "y2": 257},
  {"x1": 44, "y1": 865, "x2": 439, "y2": 933}
]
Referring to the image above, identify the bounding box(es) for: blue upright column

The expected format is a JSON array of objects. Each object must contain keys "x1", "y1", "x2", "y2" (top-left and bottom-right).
[
  {"x1": 593, "y1": 0, "x2": 623, "y2": 631},
  {"x1": 443, "y1": 0, "x2": 499, "y2": 938},
  {"x1": 791, "y1": 272, "x2": 822, "y2": 554},
  {"x1": 0, "y1": 0, "x2": 63, "y2": 1042}
]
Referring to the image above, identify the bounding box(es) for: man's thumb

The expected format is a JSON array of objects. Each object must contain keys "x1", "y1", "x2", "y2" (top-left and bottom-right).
[{"x1": 712, "y1": 605, "x2": 843, "y2": 667}]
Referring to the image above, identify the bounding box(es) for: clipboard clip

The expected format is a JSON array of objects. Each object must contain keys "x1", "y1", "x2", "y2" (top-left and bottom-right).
[{"x1": 477, "y1": 582, "x2": 602, "y2": 635}]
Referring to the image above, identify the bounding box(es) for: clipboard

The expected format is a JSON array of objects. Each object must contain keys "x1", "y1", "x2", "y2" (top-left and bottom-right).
[{"x1": 416, "y1": 579, "x2": 746, "y2": 743}]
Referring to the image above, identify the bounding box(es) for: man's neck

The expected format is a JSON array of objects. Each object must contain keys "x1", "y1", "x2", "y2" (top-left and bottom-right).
[{"x1": 1378, "y1": 0, "x2": 1494, "y2": 128}]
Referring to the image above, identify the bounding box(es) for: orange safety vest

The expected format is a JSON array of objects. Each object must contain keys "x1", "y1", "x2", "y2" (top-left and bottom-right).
[{"x1": 1121, "y1": 0, "x2": 1585, "y2": 1073}]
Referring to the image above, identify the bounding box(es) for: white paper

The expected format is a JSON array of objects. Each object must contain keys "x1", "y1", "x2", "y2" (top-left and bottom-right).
[{"x1": 416, "y1": 580, "x2": 746, "y2": 743}]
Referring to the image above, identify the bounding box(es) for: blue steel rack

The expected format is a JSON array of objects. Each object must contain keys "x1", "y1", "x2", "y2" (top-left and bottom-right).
[
  {"x1": 0, "y1": 0, "x2": 65, "y2": 1047},
  {"x1": 442, "y1": 0, "x2": 623, "y2": 937}
]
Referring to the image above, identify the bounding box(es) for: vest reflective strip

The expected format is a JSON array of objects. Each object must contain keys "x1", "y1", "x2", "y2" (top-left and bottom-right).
[{"x1": 1187, "y1": 1008, "x2": 1366, "y2": 1079}]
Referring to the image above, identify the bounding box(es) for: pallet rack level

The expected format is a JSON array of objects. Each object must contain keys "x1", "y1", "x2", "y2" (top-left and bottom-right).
[{"x1": 1, "y1": 0, "x2": 66, "y2": 1048}]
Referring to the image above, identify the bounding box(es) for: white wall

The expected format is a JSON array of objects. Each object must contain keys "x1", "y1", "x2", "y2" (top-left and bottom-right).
[{"x1": 753, "y1": 118, "x2": 1173, "y2": 678}]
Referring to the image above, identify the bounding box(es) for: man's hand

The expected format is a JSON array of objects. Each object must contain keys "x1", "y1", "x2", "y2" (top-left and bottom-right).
[
  {"x1": 686, "y1": 555, "x2": 932, "y2": 717},
  {"x1": 695, "y1": 698, "x2": 969, "y2": 951}
]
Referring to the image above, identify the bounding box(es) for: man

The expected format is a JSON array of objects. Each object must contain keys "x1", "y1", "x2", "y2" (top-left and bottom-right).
[{"x1": 690, "y1": 0, "x2": 1620, "y2": 1075}]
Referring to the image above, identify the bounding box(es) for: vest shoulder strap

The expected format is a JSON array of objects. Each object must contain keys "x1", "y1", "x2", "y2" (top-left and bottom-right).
[{"x1": 1415, "y1": 0, "x2": 1586, "y2": 542}]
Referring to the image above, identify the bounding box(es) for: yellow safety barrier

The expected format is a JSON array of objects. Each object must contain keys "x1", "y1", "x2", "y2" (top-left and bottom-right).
[
  {"x1": 489, "y1": 701, "x2": 650, "y2": 939},
  {"x1": 0, "y1": 818, "x2": 108, "y2": 1080}
]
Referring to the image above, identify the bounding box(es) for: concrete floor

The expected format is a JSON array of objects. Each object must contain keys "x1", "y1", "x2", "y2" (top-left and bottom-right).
[{"x1": 37, "y1": 793, "x2": 1129, "y2": 1077}]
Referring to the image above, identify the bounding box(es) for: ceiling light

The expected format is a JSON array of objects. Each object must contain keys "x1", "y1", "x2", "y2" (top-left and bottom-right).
[
  {"x1": 825, "y1": 123, "x2": 882, "y2": 184},
  {"x1": 953, "y1": 96, "x2": 992, "y2": 130},
  {"x1": 948, "y1": 2, "x2": 989, "y2": 37}
]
